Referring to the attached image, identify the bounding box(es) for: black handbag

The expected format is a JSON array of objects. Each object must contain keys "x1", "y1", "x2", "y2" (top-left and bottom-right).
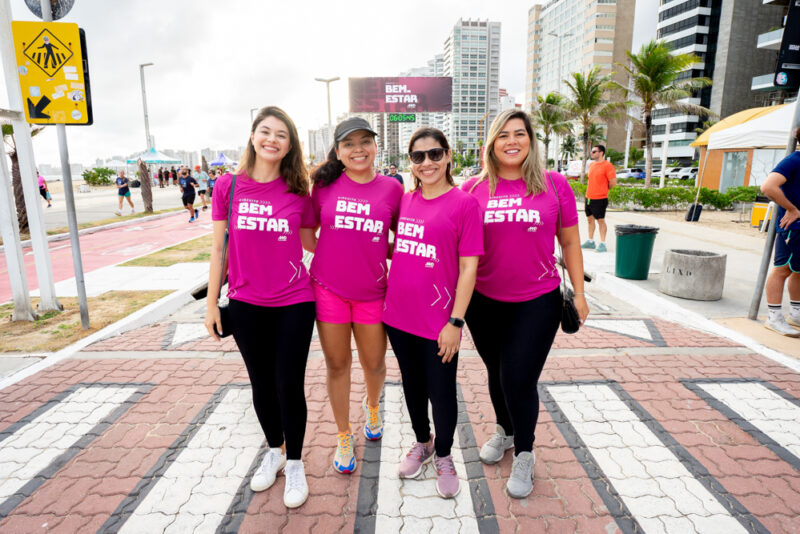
[
  {"x1": 213, "y1": 174, "x2": 237, "y2": 338},
  {"x1": 547, "y1": 171, "x2": 581, "y2": 334}
]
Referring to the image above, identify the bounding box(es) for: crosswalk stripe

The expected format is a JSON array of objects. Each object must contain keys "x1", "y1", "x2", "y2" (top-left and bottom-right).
[
  {"x1": 0, "y1": 384, "x2": 149, "y2": 519},
  {"x1": 543, "y1": 381, "x2": 767, "y2": 534},
  {"x1": 112, "y1": 385, "x2": 262, "y2": 534},
  {"x1": 684, "y1": 379, "x2": 800, "y2": 471}
]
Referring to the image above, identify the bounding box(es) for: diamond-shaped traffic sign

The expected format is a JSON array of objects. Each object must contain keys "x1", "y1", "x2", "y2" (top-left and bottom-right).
[{"x1": 23, "y1": 28, "x2": 73, "y2": 77}]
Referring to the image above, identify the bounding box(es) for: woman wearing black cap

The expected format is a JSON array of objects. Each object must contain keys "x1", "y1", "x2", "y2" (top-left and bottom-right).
[{"x1": 309, "y1": 117, "x2": 404, "y2": 474}]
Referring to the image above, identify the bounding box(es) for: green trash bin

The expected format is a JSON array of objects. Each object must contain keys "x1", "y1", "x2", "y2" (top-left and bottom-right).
[{"x1": 615, "y1": 224, "x2": 659, "y2": 280}]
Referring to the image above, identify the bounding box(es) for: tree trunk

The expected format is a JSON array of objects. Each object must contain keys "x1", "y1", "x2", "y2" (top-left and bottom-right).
[
  {"x1": 201, "y1": 155, "x2": 209, "y2": 174},
  {"x1": 580, "y1": 127, "x2": 589, "y2": 185},
  {"x1": 543, "y1": 135, "x2": 550, "y2": 169},
  {"x1": 138, "y1": 159, "x2": 153, "y2": 213},
  {"x1": 9, "y1": 151, "x2": 29, "y2": 234},
  {"x1": 644, "y1": 111, "x2": 652, "y2": 189}
]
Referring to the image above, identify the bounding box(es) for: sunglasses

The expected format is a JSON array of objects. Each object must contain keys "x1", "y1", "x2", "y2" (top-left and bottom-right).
[{"x1": 409, "y1": 148, "x2": 446, "y2": 164}]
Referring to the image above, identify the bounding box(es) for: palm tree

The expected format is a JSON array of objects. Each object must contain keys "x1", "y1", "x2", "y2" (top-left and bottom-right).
[
  {"x1": 694, "y1": 118, "x2": 718, "y2": 135},
  {"x1": 587, "y1": 123, "x2": 606, "y2": 147},
  {"x1": 628, "y1": 146, "x2": 644, "y2": 166},
  {"x1": 137, "y1": 159, "x2": 153, "y2": 213},
  {"x1": 2, "y1": 123, "x2": 44, "y2": 233},
  {"x1": 616, "y1": 40, "x2": 713, "y2": 188},
  {"x1": 564, "y1": 66, "x2": 626, "y2": 184},
  {"x1": 560, "y1": 134, "x2": 578, "y2": 168},
  {"x1": 531, "y1": 93, "x2": 571, "y2": 168}
]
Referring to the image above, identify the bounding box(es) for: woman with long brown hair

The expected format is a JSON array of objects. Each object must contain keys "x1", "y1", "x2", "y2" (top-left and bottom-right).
[{"x1": 204, "y1": 106, "x2": 317, "y2": 509}]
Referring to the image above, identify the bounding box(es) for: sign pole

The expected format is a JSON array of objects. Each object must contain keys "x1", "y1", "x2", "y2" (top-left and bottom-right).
[
  {"x1": 0, "y1": 0, "x2": 61, "y2": 313},
  {"x1": 40, "y1": 0, "x2": 89, "y2": 328}
]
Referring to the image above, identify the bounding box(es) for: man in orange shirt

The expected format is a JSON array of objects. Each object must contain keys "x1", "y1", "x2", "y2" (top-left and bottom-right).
[{"x1": 581, "y1": 144, "x2": 617, "y2": 253}]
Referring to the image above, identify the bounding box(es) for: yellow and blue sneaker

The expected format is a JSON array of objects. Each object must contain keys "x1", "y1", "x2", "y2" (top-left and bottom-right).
[
  {"x1": 362, "y1": 397, "x2": 383, "y2": 440},
  {"x1": 333, "y1": 426, "x2": 356, "y2": 474}
]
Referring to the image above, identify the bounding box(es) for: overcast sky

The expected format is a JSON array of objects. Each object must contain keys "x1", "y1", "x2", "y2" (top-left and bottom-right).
[{"x1": 1, "y1": 0, "x2": 657, "y2": 167}]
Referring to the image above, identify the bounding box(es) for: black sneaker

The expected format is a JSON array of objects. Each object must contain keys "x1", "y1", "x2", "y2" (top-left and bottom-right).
[{"x1": 194, "y1": 208, "x2": 199, "y2": 218}]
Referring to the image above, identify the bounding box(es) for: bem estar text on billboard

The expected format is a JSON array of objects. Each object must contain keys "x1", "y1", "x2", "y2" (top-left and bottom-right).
[{"x1": 349, "y1": 77, "x2": 452, "y2": 113}]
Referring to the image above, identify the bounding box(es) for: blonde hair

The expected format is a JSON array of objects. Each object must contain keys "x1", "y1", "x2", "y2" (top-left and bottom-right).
[{"x1": 474, "y1": 109, "x2": 545, "y2": 196}]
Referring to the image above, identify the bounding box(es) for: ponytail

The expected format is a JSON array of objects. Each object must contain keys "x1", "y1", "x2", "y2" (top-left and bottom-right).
[{"x1": 311, "y1": 144, "x2": 345, "y2": 188}]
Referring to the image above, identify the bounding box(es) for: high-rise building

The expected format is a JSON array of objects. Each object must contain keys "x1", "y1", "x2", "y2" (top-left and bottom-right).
[
  {"x1": 654, "y1": 0, "x2": 786, "y2": 162},
  {"x1": 751, "y1": 1, "x2": 799, "y2": 106},
  {"x1": 397, "y1": 54, "x2": 447, "y2": 157},
  {"x1": 307, "y1": 127, "x2": 330, "y2": 165},
  {"x1": 526, "y1": 0, "x2": 636, "y2": 156},
  {"x1": 443, "y1": 19, "x2": 501, "y2": 155}
]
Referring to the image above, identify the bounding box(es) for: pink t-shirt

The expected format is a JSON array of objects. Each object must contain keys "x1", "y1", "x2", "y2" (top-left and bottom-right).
[
  {"x1": 310, "y1": 173, "x2": 403, "y2": 301},
  {"x1": 461, "y1": 172, "x2": 578, "y2": 302},
  {"x1": 38, "y1": 175, "x2": 45, "y2": 188},
  {"x1": 383, "y1": 188, "x2": 484, "y2": 341},
  {"x1": 212, "y1": 172, "x2": 315, "y2": 307}
]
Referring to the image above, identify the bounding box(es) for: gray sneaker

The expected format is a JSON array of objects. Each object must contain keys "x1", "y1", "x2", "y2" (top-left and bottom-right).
[
  {"x1": 765, "y1": 317, "x2": 800, "y2": 337},
  {"x1": 506, "y1": 451, "x2": 535, "y2": 498},
  {"x1": 787, "y1": 313, "x2": 800, "y2": 328},
  {"x1": 479, "y1": 425, "x2": 514, "y2": 464}
]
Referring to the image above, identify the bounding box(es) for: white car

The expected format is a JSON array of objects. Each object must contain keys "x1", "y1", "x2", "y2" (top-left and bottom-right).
[{"x1": 677, "y1": 167, "x2": 698, "y2": 180}]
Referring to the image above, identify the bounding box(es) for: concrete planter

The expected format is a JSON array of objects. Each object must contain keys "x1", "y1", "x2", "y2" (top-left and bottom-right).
[{"x1": 659, "y1": 249, "x2": 726, "y2": 301}]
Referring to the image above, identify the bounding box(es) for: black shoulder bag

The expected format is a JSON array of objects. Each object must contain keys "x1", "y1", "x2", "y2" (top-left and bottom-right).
[
  {"x1": 213, "y1": 174, "x2": 237, "y2": 338},
  {"x1": 547, "y1": 171, "x2": 581, "y2": 334}
]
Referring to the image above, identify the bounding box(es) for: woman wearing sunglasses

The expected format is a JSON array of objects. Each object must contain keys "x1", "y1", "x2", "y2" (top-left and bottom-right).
[
  {"x1": 383, "y1": 127, "x2": 483, "y2": 498},
  {"x1": 205, "y1": 106, "x2": 317, "y2": 509},
  {"x1": 309, "y1": 117, "x2": 404, "y2": 474},
  {"x1": 462, "y1": 109, "x2": 589, "y2": 498}
]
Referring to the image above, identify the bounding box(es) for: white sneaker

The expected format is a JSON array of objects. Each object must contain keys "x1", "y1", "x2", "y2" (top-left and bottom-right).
[
  {"x1": 130, "y1": 208, "x2": 135, "y2": 214},
  {"x1": 479, "y1": 425, "x2": 514, "y2": 464},
  {"x1": 283, "y1": 460, "x2": 308, "y2": 508},
  {"x1": 114, "y1": 210, "x2": 121, "y2": 216},
  {"x1": 787, "y1": 313, "x2": 800, "y2": 328},
  {"x1": 765, "y1": 317, "x2": 800, "y2": 337},
  {"x1": 250, "y1": 448, "x2": 285, "y2": 492},
  {"x1": 506, "y1": 451, "x2": 535, "y2": 498}
]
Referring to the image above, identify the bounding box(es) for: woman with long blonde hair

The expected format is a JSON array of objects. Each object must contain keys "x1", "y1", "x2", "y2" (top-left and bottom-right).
[{"x1": 462, "y1": 109, "x2": 589, "y2": 498}]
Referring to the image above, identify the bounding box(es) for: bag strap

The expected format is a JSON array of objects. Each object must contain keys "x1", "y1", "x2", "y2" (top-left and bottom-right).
[
  {"x1": 546, "y1": 171, "x2": 569, "y2": 298},
  {"x1": 218, "y1": 173, "x2": 237, "y2": 300}
]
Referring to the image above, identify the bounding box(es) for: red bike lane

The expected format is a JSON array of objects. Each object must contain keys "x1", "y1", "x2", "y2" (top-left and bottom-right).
[{"x1": 0, "y1": 212, "x2": 212, "y2": 304}]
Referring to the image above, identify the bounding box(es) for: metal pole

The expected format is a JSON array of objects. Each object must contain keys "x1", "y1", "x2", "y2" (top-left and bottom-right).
[
  {"x1": 315, "y1": 77, "x2": 340, "y2": 147},
  {"x1": 659, "y1": 121, "x2": 670, "y2": 188},
  {"x1": 41, "y1": 0, "x2": 89, "y2": 328},
  {"x1": 1, "y1": 0, "x2": 61, "y2": 312},
  {"x1": 748, "y1": 99, "x2": 800, "y2": 320},
  {"x1": 139, "y1": 63, "x2": 153, "y2": 150}
]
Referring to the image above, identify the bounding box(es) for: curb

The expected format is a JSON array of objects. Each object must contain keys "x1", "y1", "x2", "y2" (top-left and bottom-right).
[
  {"x1": 0, "y1": 278, "x2": 208, "y2": 392},
  {"x1": 593, "y1": 272, "x2": 800, "y2": 373},
  {"x1": 0, "y1": 210, "x2": 183, "y2": 254}
]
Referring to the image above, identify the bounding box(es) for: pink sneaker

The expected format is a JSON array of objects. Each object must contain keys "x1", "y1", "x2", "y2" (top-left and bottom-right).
[
  {"x1": 434, "y1": 454, "x2": 460, "y2": 498},
  {"x1": 398, "y1": 436, "x2": 434, "y2": 479}
]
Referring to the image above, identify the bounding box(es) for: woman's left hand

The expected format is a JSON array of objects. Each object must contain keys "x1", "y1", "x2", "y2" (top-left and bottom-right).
[
  {"x1": 437, "y1": 323, "x2": 461, "y2": 363},
  {"x1": 575, "y1": 294, "x2": 589, "y2": 325}
]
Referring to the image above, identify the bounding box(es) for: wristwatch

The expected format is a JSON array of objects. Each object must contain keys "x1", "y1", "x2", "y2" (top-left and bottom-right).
[{"x1": 448, "y1": 317, "x2": 465, "y2": 328}]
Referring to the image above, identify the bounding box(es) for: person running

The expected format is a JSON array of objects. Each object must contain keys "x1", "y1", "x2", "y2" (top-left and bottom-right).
[
  {"x1": 462, "y1": 109, "x2": 589, "y2": 498},
  {"x1": 581, "y1": 144, "x2": 616, "y2": 252},
  {"x1": 195, "y1": 165, "x2": 210, "y2": 211},
  {"x1": 309, "y1": 117, "x2": 404, "y2": 474},
  {"x1": 383, "y1": 127, "x2": 483, "y2": 499},
  {"x1": 204, "y1": 106, "x2": 317, "y2": 508},
  {"x1": 207, "y1": 169, "x2": 217, "y2": 198},
  {"x1": 178, "y1": 167, "x2": 198, "y2": 222},
  {"x1": 115, "y1": 170, "x2": 134, "y2": 215},
  {"x1": 37, "y1": 170, "x2": 51, "y2": 208}
]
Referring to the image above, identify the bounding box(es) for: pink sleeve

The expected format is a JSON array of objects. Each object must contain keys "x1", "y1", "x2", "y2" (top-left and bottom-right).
[
  {"x1": 211, "y1": 174, "x2": 232, "y2": 221},
  {"x1": 390, "y1": 186, "x2": 404, "y2": 232},
  {"x1": 300, "y1": 195, "x2": 316, "y2": 228},
  {"x1": 554, "y1": 172, "x2": 579, "y2": 227},
  {"x1": 458, "y1": 197, "x2": 484, "y2": 257},
  {"x1": 310, "y1": 184, "x2": 322, "y2": 221},
  {"x1": 460, "y1": 177, "x2": 479, "y2": 193}
]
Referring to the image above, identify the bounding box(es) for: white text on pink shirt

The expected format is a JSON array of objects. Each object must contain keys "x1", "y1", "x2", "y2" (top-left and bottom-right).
[
  {"x1": 484, "y1": 197, "x2": 541, "y2": 225},
  {"x1": 237, "y1": 201, "x2": 289, "y2": 233},
  {"x1": 334, "y1": 199, "x2": 384, "y2": 233},
  {"x1": 395, "y1": 220, "x2": 437, "y2": 260}
]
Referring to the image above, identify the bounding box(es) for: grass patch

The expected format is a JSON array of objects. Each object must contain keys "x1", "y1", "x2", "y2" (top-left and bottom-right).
[
  {"x1": 120, "y1": 234, "x2": 213, "y2": 267},
  {"x1": 0, "y1": 290, "x2": 170, "y2": 352}
]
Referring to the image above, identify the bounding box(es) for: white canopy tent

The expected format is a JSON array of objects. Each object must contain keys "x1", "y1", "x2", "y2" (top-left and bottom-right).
[{"x1": 708, "y1": 101, "x2": 798, "y2": 150}]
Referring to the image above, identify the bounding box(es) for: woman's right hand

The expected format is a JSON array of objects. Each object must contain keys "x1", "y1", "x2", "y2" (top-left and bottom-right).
[{"x1": 205, "y1": 305, "x2": 221, "y2": 341}]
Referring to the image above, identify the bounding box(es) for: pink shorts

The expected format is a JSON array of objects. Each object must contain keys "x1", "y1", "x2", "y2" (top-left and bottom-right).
[{"x1": 312, "y1": 281, "x2": 384, "y2": 325}]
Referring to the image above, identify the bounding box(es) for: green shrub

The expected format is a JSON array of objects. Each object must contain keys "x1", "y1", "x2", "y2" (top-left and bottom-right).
[
  {"x1": 725, "y1": 186, "x2": 760, "y2": 204},
  {"x1": 81, "y1": 167, "x2": 115, "y2": 186},
  {"x1": 569, "y1": 181, "x2": 587, "y2": 198}
]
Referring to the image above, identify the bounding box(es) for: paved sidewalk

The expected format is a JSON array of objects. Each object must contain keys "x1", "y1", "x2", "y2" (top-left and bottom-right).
[{"x1": 1, "y1": 288, "x2": 799, "y2": 533}]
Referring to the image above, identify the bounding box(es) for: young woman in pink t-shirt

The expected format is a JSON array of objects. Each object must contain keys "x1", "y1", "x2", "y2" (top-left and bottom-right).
[
  {"x1": 462, "y1": 109, "x2": 590, "y2": 498},
  {"x1": 309, "y1": 117, "x2": 403, "y2": 475},
  {"x1": 383, "y1": 128, "x2": 483, "y2": 499},
  {"x1": 204, "y1": 106, "x2": 317, "y2": 509}
]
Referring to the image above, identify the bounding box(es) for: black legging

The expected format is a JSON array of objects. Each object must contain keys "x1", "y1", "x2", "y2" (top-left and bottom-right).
[
  {"x1": 385, "y1": 325, "x2": 459, "y2": 458},
  {"x1": 465, "y1": 288, "x2": 561, "y2": 453},
  {"x1": 228, "y1": 298, "x2": 315, "y2": 460}
]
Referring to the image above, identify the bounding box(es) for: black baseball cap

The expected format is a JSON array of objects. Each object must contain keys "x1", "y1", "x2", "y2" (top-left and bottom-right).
[{"x1": 334, "y1": 117, "x2": 377, "y2": 143}]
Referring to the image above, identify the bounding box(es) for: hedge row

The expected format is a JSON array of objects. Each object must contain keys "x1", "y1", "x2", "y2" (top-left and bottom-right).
[{"x1": 568, "y1": 182, "x2": 761, "y2": 211}]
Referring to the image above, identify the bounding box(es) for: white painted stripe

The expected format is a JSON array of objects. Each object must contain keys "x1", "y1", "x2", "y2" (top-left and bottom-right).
[
  {"x1": 118, "y1": 388, "x2": 262, "y2": 534},
  {"x1": 375, "y1": 383, "x2": 479, "y2": 533},
  {"x1": 547, "y1": 384, "x2": 748, "y2": 534},
  {"x1": 585, "y1": 319, "x2": 653, "y2": 340},
  {"x1": 697, "y1": 382, "x2": 800, "y2": 459},
  {"x1": 0, "y1": 386, "x2": 137, "y2": 502},
  {"x1": 169, "y1": 323, "x2": 209, "y2": 347}
]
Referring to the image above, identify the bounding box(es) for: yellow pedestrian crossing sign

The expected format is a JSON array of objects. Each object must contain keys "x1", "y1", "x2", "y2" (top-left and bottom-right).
[{"x1": 11, "y1": 21, "x2": 93, "y2": 125}]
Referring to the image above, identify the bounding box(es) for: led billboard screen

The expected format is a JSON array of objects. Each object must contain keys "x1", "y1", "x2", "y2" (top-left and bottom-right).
[{"x1": 349, "y1": 77, "x2": 452, "y2": 113}]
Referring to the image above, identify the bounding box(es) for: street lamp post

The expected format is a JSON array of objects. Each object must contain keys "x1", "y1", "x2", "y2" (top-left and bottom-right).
[
  {"x1": 548, "y1": 32, "x2": 572, "y2": 170},
  {"x1": 315, "y1": 77, "x2": 340, "y2": 146},
  {"x1": 250, "y1": 107, "x2": 259, "y2": 124},
  {"x1": 139, "y1": 63, "x2": 154, "y2": 150}
]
